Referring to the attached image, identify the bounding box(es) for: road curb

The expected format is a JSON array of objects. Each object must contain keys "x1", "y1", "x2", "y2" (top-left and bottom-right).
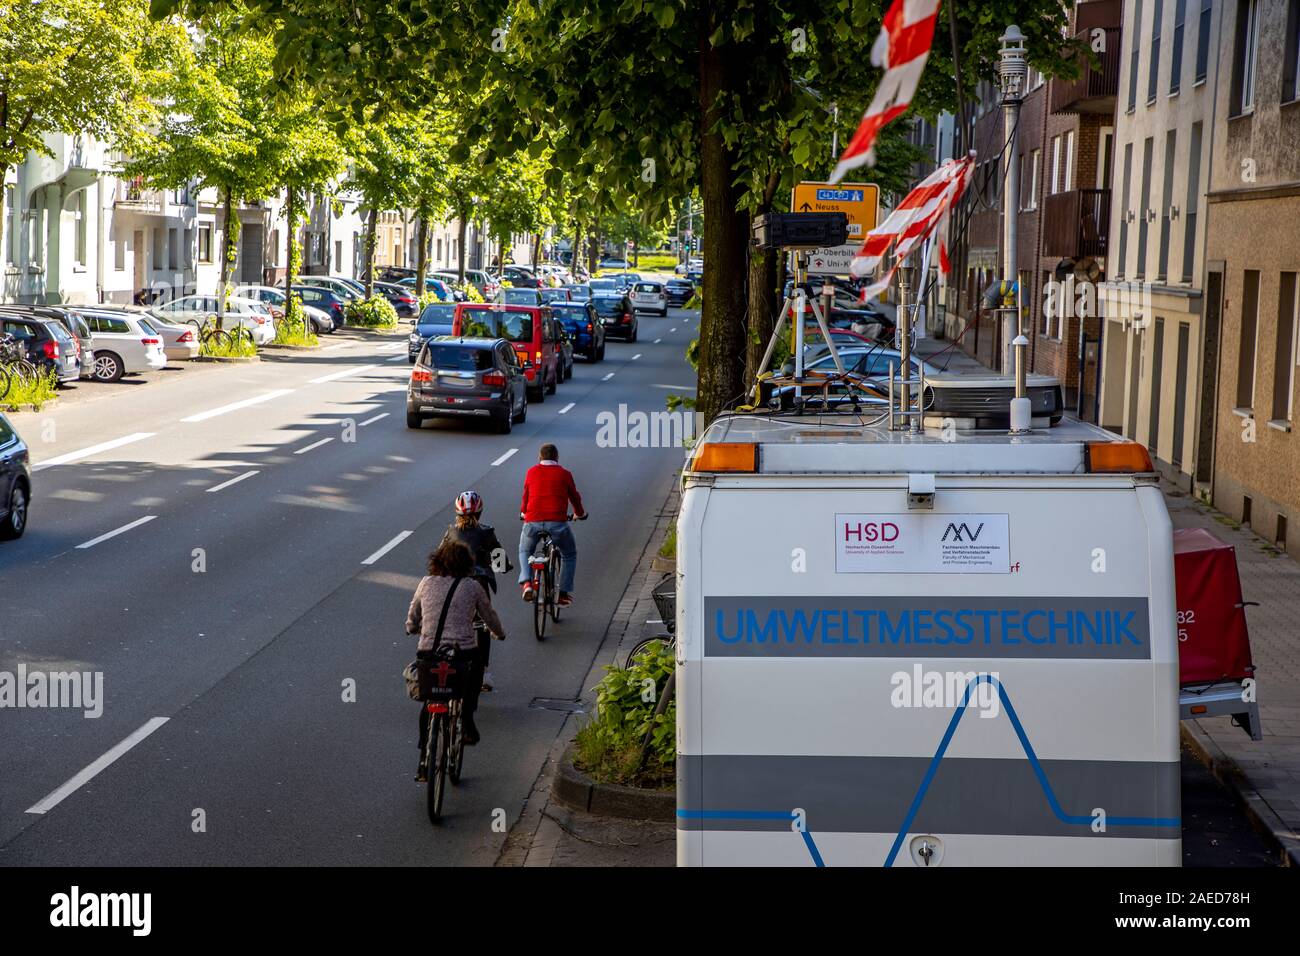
[
  {"x1": 193, "y1": 355, "x2": 261, "y2": 364},
  {"x1": 1180, "y1": 722, "x2": 1300, "y2": 867},
  {"x1": 1, "y1": 397, "x2": 60, "y2": 414},
  {"x1": 550, "y1": 745, "x2": 675, "y2": 821}
]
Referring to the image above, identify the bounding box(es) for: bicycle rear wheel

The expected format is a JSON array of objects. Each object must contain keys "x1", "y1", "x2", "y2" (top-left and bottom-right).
[
  {"x1": 202, "y1": 329, "x2": 233, "y2": 351},
  {"x1": 0, "y1": 367, "x2": 11, "y2": 399},
  {"x1": 427, "y1": 711, "x2": 449, "y2": 823},
  {"x1": 532, "y1": 567, "x2": 548, "y2": 640},
  {"x1": 230, "y1": 325, "x2": 256, "y2": 348},
  {"x1": 625, "y1": 635, "x2": 673, "y2": 668}
]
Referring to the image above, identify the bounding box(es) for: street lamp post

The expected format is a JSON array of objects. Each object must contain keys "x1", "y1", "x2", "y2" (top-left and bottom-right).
[{"x1": 998, "y1": 24, "x2": 1032, "y2": 431}]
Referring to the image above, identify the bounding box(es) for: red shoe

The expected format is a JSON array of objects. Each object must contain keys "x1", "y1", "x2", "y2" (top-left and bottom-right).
[
  {"x1": 558, "y1": 592, "x2": 574, "y2": 607},
  {"x1": 522, "y1": 582, "x2": 536, "y2": 602}
]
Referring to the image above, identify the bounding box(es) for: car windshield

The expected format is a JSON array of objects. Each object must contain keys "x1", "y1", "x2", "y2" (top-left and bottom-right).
[
  {"x1": 460, "y1": 308, "x2": 533, "y2": 342},
  {"x1": 591, "y1": 297, "x2": 624, "y2": 317},
  {"x1": 426, "y1": 346, "x2": 495, "y2": 371},
  {"x1": 634, "y1": 283, "x2": 659, "y2": 293},
  {"x1": 502, "y1": 288, "x2": 538, "y2": 303},
  {"x1": 550, "y1": 305, "x2": 588, "y2": 325},
  {"x1": 418, "y1": 304, "x2": 457, "y2": 326},
  {"x1": 588, "y1": 279, "x2": 616, "y2": 290}
]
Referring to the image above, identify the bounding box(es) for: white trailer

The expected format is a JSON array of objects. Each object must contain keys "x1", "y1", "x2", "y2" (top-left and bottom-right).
[{"x1": 675, "y1": 409, "x2": 1180, "y2": 866}]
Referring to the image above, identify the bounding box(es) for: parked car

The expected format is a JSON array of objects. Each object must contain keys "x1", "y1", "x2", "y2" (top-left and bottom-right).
[
  {"x1": 497, "y1": 287, "x2": 546, "y2": 307},
  {"x1": 563, "y1": 284, "x2": 592, "y2": 302},
  {"x1": 292, "y1": 285, "x2": 349, "y2": 329},
  {"x1": 458, "y1": 269, "x2": 499, "y2": 299},
  {"x1": 664, "y1": 278, "x2": 695, "y2": 307},
  {"x1": 406, "y1": 337, "x2": 528, "y2": 433},
  {"x1": 297, "y1": 275, "x2": 364, "y2": 301},
  {"x1": 629, "y1": 280, "x2": 668, "y2": 316},
  {"x1": 397, "y1": 275, "x2": 455, "y2": 301},
  {"x1": 141, "y1": 314, "x2": 200, "y2": 362},
  {"x1": 150, "y1": 294, "x2": 277, "y2": 345},
  {"x1": 0, "y1": 412, "x2": 30, "y2": 540},
  {"x1": 538, "y1": 287, "x2": 571, "y2": 304},
  {"x1": 77, "y1": 309, "x2": 168, "y2": 381},
  {"x1": 0, "y1": 305, "x2": 96, "y2": 380},
  {"x1": 554, "y1": 318, "x2": 575, "y2": 381},
  {"x1": 234, "y1": 285, "x2": 336, "y2": 333},
  {"x1": 549, "y1": 302, "x2": 606, "y2": 361},
  {"x1": 372, "y1": 280, "x2": 421, "y2": 316},
  {"x1": 452, "y1": 304, "x2": 560, "y2": 401},
  {"x1": 495, "y1": 266, "x2": 541, "y2": 289},
  {"x1": 590, "y1": 293, "x2": 637, "y2": 342},
  {"x1": 407, "y1": 302, "x2": 458, "y2": 362},
  {"x1": 675, "y1": 257, "x2": 704, "y2": 275},
  {"x1": 0, "y1": 314, "x2": 82, "y2": 384}
]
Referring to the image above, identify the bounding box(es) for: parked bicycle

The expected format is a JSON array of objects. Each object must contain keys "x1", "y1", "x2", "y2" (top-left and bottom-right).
[
  {"x1": 187, "y1": 313, "x2": 254, "y2": 351},
  {"x1": 0, "y1": 333, "x2": 40, "y2": 400},
  {"x1": 624, "y1": 572, "x2": 676, "y2": 666}
]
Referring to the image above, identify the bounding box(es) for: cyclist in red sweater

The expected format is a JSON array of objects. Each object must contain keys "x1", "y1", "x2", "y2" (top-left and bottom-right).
[{"x1": 518, "y1": 443, "x2": 587, "y2": 606}]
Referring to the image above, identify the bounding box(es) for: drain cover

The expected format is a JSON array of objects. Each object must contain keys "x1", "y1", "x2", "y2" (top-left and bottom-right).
[{"x1": 529, "y1": 697, "x2": 586, "y2": 714}]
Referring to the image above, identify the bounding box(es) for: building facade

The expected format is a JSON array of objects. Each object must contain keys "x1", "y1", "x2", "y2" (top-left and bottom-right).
[{"x1": 1202, "y1": 0, "x2": 1300, "y2": 557}]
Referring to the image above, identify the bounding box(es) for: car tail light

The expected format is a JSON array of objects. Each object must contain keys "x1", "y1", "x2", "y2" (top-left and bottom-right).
[
  {"x1": 623, "y1": 313, "x2": 632, "y2": 324},
  {"x1": 254, "y1": 316, "x2": 268, "y2": 325},
  {"x1": 42, "y1": 340, "x2": 59, "y2": 360},
  {"x1": 535, "y1": 350, "x2": 543, "y2": 364},
  {"x1": 516, "y1": 350, "x2": 529, "y2": 366},
  {"x1": 411, "y1": 368, "x2": 433, "y2": 383},
  {"x1": 141, "y1": 337, "x2": 161, "y2": 345},
  {"x1": 586, "y1": 323, "x2": 593, "y2": 331},
  {"x1": 400, "y1": 295, "x2": 415, "y2": 304},
  {"x1": 482, "y1": 371, "x2": 506, "y2": 386},
  {"x1": 178, "y1": 330, "x2": 194, "y2": 343},
  {"x1": 270, "y1": 306, "x2": 285, "y2": 319}
]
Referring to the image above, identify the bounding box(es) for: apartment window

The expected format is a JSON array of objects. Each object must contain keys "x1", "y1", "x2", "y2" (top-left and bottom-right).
[
  {"x1": 198, "y1": 223, "x2": 213, "y2": 263},
  {"x1": 167, "y1": 228, "x2": 179, "y2": 271},
  {"x1": 114, "y1": 224, "x2": 125, "y2": 271},
  {"x1": 1149, "y1": 0, "x2": 1163, "y2": 103},
  {"x1": 1118, "y1": 142, "x2": 1134, "y2": 276},
  {"x1": 1149, "y1": 317, "x2": 1165, "y2": 453},
  {"x1": 1098, "y1": 128, "x2": 1114, "y2": 189},
  {"x1": 4, "y1": 185, "x2": 15, "y2": 266},
  {"x1": 1172, "y1": 322, "x2": 1191, "y2": 465},
  {"x1": 1285, "y1": 0, "x2": 1300, "y2": 101},
  {"x1": 1136, "y1": 137, "x2": 1153, "y2": 279},
  {"x1": 1195, "y1": 0, "x2": 1213, "y2": 82},
  {"x1": 1129, "y1": 0, "x2": 1143, "y2": 111},
  {"x1": 1231, "y1": 0, "x2": 1260, "y2": 114},
  {"x1": 1171, "y1": 0, "x2": 1186, "y2": 93},
  {"x1": 335, "y1": 240, "x2": 343, "y2": 272},
  {"x1": 1050, "y1": 137, "x2": 1062, "y2": 194},
  {"x1": 1182, "y1": 122, "x2": 1202, "y2": 282},
  {"x1": 1064, "y1": 131, "x2": 1075, "y2": 191},
  {"x1": 1026, "y1": 149, "x2": 1040, "y2": 209},
  {"x1": 1158, "y1": 130, "x2": 1176, "y2": 281},
  {"x1": 268, "y1": 230, "x2": 280, "y2": 267},
  {"x1": 152, "y1": 228, "x2": 165, "y2": 270},
  {"x1": 1273, "y1": 273, "x2": 1299, "y2": 422},
  {"x1": 1236, "y1": 270, "x2": 1260, "y2": 409},
  {"x1": 74, "y1": 191, "x2": 87, "y2": 267}
]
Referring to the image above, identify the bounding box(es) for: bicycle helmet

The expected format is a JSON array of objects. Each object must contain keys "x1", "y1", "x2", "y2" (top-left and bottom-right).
[{"x1": 454, "y1": 490, "x2": 484, "y2": 515}]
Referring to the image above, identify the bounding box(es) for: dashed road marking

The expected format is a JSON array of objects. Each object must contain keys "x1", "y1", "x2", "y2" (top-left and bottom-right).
[
  {"x1": 181, "y1": 390, "x2": 295, "y2": 423},
  {"x1": 294, "y1": 437, "x2": 335, "y2": 455},
  {"x1": 361, "y1": 530, "x2": 413, "y2": 566},
  {"x1": 206, "y1": 471, "x2": 259, "y2": 493},
  {"x1": 27, "y1": 717, "x2": 170, "y2": 815},
  {"x1": 491, "y1": 447, "x2": 519, "y2": 467},
  {"x1": 76, "y1": 515, "x2": 158, "y2": 550}
]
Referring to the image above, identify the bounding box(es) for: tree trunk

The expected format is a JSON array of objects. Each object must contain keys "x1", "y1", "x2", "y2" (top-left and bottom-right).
[
  {"x1": 531, "y1": 231, "x2": 542, "y2": 267},
  {"x1": 284, "y1": 187, "x2": 297, "y2": 303},
  {"x1": 219, "y1": 186, "x2": 240, "y2": 311},
  {"x1": 571, "y1": 220, "x2": 583, "y2": 274},
  {"x1": 745, "y1": 244, "x2": 778, "y2": 389},
  {"x1": 589, "y1": 226, "x2": 601, "y2": 274},
  {"x1": 415, "y1": 213, "x2": 429, "y2": 296},
  {"x1": 456, "y1": 206, "x2": 469, "y2": 282},
  {"x1": 695, "y1": 18, "x2": 750, "y2": 422},
  {"x1": 364, "y1": 205, "x2": 377, "y2": 299}
]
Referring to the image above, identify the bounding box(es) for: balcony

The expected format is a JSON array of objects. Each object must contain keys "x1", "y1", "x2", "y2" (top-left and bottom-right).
[
  {"x1": 1050, "y1": 26, "x2": 1121, "y2": 114},
  {"x1": 1042, "y1": 188, "x2": 1111, "y2": 260},
  {"x1": 115, "y1": 177, "x2": 164, "y2": 213}
]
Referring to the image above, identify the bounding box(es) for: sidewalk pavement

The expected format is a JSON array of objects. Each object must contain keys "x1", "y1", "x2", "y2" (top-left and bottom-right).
[{"x1": 497, "y1": 477, "x2": 678, "y2": 867}]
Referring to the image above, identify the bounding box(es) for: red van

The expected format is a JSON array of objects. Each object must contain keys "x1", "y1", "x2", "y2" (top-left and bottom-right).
[{"x1": 452, "y1": 303, "x2": 559, "y2": 401}]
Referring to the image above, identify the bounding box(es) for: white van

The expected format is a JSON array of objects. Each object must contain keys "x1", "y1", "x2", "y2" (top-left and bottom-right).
[{"x1": 675, "y1": 394, "x2": 1180, "y2": 867}]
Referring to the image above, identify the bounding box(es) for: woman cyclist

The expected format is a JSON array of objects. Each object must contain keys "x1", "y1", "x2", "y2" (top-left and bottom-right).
[
  {"x1": 406, "y1": 541, "x2": 505, "y2": 778},
  {"x1": 438, "y1": 491, "x2": 510, "y2": 690}
]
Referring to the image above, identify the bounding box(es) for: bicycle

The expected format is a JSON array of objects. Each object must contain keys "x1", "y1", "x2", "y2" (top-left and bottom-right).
[
  {"x1": 526, "y1": 514, "x2": 586, "y2": 641},
  {"x1": 189, "y1": 313, "x2": 255, "y2": 351},
  {"x1": 419, "y1": 646, "x2": 471, "y2": 824},
  {"x1": 624, "y1": 572, "x2": 677, "y2": 666},
  {"x1": 0, "y1": 334, "x2": 40, "y2": 400}
]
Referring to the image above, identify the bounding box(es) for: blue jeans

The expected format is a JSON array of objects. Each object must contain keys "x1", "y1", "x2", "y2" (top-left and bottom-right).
[{"x1": 519, "y1": 522, "x2": 578, "y2": 593}]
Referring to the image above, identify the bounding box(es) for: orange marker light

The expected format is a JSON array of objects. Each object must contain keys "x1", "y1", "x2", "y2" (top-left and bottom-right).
[
  {"x1": 689, "y1": 443, "x2": 759, "y2": 473},
  {"x1": 1086, "y1": 441, "x2": 1154, "y2": 474}
]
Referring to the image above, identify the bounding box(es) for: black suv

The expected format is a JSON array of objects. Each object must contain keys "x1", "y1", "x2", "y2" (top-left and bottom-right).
[
  {"x1": 0, "y1": 305, "x2": 96, "y2": 380},
  {"x1": 407, "y1": 337, "x2": 528, "y2": 433},
  {"x1": 0, "y1": 412, "x2": 31, "y2": 540},
  {"x1": 0, "y1": 313, "x2": 81, "y2": 384}
]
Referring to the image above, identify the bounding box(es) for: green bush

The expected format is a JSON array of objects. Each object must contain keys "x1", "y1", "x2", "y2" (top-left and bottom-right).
[
  {"x1": 416, "y1": 290, "x2": 441, "y2": 312},
  {"x1": 1, "y1": 367, "x2": 58, "y2": 410},
  {"x1": 346, "y1": 295, "x2": 400, "y2": 328},
  {"x1": 199, "y1": 334, "x2": 257, "y2": 358},
  {"x1": 271, "y1": 321, "x2": 318, "y2": 347},
  {"x1": 573, "y1": 640, "x2": 675, "y2": 789}
]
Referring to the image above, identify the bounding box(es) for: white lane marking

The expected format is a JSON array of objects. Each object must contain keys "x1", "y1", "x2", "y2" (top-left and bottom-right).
[
  {"x1": 32, "y1": 433, "x2": 155, "y2": 472},
  {"x1": 359, "y1": 413, "x2": 389, "y2": 427},
  {"x1": 294, "y1": 437, "x2": 335, "y2": 455},
  {"x1": 181, "y1": 389, "x2": 295, "y2": 423},
  {"x1": 491, "y1": 447, "x2": 519, "y2": 467},
  {"x1": 652, "y1": 384, "x2": 697, "y2": 390},
  {"x1": 76, "y1": 515, "x2": 158, "y2": 550},
  {"x1": 632, "y1": 353, "x2": 642, "y2": 360},
  {"x1": 386, "y1": 354, "x2": 407, "y2": 362},
  {"x1": 206, "y1": 470, "x2": 259, "y2": 493},
  {"x1": 601, "y1": 372, "x2": 615, "y2": 381},
  {"x1": 26, "y1": 717, "x2": 170, "y2": 815},
  {"x1": 654, "y1": 338, "x2": 662, "y2": 344},
  {"x1": 309, "y1": 364, "x2": 379, "y2": 385},
  {"x1": 670, "y1": 327, "x2": 677, "y2": 332},
  {"x1": 361, "y1": 530, "x2": 413, "y2": 565},
  {"x1": 558, "y1": 402, "x2": 575, "y2": 414}
]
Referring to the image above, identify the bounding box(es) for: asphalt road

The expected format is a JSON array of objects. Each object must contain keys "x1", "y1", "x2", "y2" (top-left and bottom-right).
[{"x1": 0, "y1": 306, "x2": 700, "y2": 865}]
